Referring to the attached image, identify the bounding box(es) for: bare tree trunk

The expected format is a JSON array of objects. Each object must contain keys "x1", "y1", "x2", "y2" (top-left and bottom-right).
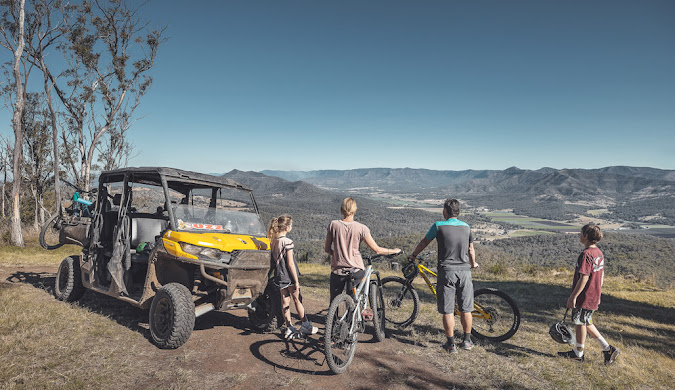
[
  {"x1": 32, "y1": 184, "x2": 38, "y2": 231},
  {"x1": 10, "y1": 0, "x2": 26, "y2": 247},
  {"x1": 40, "y1": 59, "x2": 61, "y2": 214}
]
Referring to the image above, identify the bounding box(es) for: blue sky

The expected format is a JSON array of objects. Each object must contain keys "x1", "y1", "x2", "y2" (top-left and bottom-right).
[{"x1": 3, "y1": 0, "x2": 675, "y2": 173}]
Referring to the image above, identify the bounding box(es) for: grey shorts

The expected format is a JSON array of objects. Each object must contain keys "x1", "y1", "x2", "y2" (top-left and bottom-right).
[
  {"x1": 571, "y1": 308, "x2": 594, "y2": 325},
  {"x1": 437, "y1": 269, "x2": 474, "y2": 314}
]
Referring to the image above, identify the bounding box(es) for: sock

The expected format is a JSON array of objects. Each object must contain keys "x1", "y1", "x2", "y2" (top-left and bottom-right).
[
  {"x1": 447, "y1": 336, "x2": 455, "y2": 346},
  {"x1": 593, "y1": 335, "x2": 610, "y2": 351},
  {"x1": 464, "y1": 332, "x2": 472, "y2": 342},
  {"x1": 303, "y1": 320, "x2": 312, "y2": 326},
  {"x1": 574, "y1": 343, "x2": 585, "y2": 357}
]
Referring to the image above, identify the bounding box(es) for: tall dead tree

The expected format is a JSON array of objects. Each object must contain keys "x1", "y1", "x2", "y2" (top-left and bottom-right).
[
  {"x1": 0, "y1": 0, "x2": 27, "y2": 246},
  {"x1": 25, "y1": 0, "x2": 71, "y2": 213}
]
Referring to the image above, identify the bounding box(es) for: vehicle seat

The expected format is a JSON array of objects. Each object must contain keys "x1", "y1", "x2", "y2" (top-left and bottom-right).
[{"x1": 130, "y1": 217, "x2": 167, "y2": 263}]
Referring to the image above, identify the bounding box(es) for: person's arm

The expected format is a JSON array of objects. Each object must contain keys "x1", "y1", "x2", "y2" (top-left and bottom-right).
[
  {"x1": 567, "y1": 274, "x2": 589, "y2": 308},
  {"x1": 468, "y1": 242, "x2": 478, "y2": 268},
  {"x1": 324, "y1": 229, "x2": 333, "y2": 257},
  {"x1": 286, "y1": 248, "x2": 300, "y2": 288},
  {"x1": 364, "y1": 233, "x2": 401, "y2": 256},
  {"x1": 410, "y1": 238, "x2": 431, "y2": 259}
]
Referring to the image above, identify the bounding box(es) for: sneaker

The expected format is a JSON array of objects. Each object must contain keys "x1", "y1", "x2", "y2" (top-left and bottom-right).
[
  {"x1": 283, "y1": 325, "x2": 298, "y2": 340},
  {"x1": 442, "y1": 342, "x2": 458, "y2": 354},
  {"x1": 461, "y1": 339, "x2": 474, "y2": 350},
  {"x1": 603, "y1": 345, "x2": 620, "y2": 365},
  {"x1": 300, "y1": 321, "x2": 318, "y2": 336},
  {"x1": 558, "y1": 350, "x2": 584, "y2": 362}
]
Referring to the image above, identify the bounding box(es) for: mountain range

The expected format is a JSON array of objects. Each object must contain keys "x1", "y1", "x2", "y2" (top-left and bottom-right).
[{"x1": 261, "y1": 166, "x2": 675, "y2": 200}]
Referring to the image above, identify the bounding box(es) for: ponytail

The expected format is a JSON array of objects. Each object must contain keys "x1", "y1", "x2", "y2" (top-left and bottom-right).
[{"x1": 267, "y1": 215, "x2": 292, "y2": 239}]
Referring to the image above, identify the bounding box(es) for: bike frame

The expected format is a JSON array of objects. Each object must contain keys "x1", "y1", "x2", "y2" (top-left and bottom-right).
[
  {"x1": 411, "y1": 258, "x2": 495, "y2": 321},
  {"x1": 340, "y1": 259, "x2": 382, "y2": 336}
]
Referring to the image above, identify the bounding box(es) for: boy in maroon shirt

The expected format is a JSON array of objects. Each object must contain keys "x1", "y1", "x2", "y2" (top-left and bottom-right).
[{"x1": 558, "y1": 223, "x2": 619, "y2": 364}]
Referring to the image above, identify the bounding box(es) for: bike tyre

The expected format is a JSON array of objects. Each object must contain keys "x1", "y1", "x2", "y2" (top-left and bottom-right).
[
  {"x1": 471, "y1": 288, "x2": 520, "y2": 342},
  {"x1": 40, "y1": 214, "x2": 64, "y2": 250},
  {"x1": 324, "y1": 293, "x2": 357, "y2": 374},
  {"x1": 380, "y1": 276, "x2": 419, "y2": 327},
  {"x1": 369, "y1": 281, "x2": 386, "y2": 342}
]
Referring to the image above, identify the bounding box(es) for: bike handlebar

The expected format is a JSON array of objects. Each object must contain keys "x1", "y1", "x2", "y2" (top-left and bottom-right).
[{"x1": 363, "y1": 250, "x2": 404, "y2": 265}]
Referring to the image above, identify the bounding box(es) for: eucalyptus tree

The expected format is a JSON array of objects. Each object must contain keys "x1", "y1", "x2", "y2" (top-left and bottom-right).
[
  {"x1": 49, "y1": 0, "x2": 164, "y2": 191},
  {"x1": 0, "y1": 0, "x2": 26, "y2": 246}
]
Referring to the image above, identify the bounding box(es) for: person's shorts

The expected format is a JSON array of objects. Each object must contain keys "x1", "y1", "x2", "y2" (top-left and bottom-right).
[
  {"x1": 437, "y1": 269, "x2": 473, "y2": 314},
  {"x1": 571, "y1": 308, "x2": 595, "y2": 325}
]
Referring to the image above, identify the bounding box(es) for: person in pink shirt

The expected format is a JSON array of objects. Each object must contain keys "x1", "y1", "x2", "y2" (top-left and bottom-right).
[{"x1": 324, "y1": 197, "x2": 401, "y2": 303}]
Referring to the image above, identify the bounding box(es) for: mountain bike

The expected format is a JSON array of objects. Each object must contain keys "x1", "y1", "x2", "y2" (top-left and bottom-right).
[
  {"x1": 324, "y1": 253, "x2": 393, "y2": 374},
  {"x1": 39, "y1": 180, "x2": 97, "y2": 250},
  {"x1": 381, "y1": 253, "x2": 520, "y2": 342}
]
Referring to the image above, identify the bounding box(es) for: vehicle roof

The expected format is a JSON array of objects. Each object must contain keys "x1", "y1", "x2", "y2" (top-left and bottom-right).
[{"x1": 99, "y1": 167, "x2": 251, "y2": 191}]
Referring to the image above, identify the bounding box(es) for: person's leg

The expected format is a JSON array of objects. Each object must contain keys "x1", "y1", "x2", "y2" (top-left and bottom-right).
[
  {"x1": 289, "y1": 285, "x2": 306, "y2": 321},
  {"x1": 442, "y1": 313, "x2": 455, "y2": 338},
  {"x1": 460, "y1": 312, "x2": 472, "y2": 334},
  {"x1": 329, "y1": 273, "x2": 347, "y2": 303},
  {"x1": 281, "y1": 287, "x2": 292, "y2": 327},
  {"x1": 587, "y1": 319, "x2": 620, "y2": 364}
]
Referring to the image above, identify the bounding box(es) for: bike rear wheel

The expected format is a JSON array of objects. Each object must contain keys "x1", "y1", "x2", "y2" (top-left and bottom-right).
[
  {"x1": 40, "y1": 214, "x2": 65, "y2": 250},
  {"x1": 324, "y1": 293, "x2": 358, "y2": 374},
  {"x1": 369, "y1": 281, "x2": 386, "y2": 341},
  {"x1": 380, "y1": 276, "x2": 419, "y2": 327},
  {"x1": 471, "y1": 288, "x2": 520, "y2": 342}
]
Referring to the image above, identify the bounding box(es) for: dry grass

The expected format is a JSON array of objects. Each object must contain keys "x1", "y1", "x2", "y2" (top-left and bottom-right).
[
  {"x1": 1, "y1": 246, "x2": 673, "y2": 389},
  {"x1": 300, "y1": 263, "x2": 675, "y2": 390}
]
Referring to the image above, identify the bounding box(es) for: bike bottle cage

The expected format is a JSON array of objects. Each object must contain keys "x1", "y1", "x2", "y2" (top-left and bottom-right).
[{"x1": 73, "y1": 192, "x2": 93, "y2": 207}]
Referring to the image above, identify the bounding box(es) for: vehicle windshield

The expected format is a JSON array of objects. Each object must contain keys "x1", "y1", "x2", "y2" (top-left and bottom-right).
[{"x1": 170, "y1": 184, "x2": 265, "y2": 236}]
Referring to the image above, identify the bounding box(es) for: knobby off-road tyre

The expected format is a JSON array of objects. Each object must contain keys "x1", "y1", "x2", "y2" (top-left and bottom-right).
[
  {"x1": 380, "y1": 276, "x2": 419, "y2": 327},
  {"x1": 471, "y1": 288, "x2": 521, "y2": 342},
  {"x1": 324, "y1": 293, "x2": 357, "y2": 374},
  {"x1": 54, "y1": 256, "x2": 86, "y2": 302},
  {"x1": 248, "y1": 292, "x2": 280, "y2": 333},
  {"x1": 149, "y1": 283, "x2": 195, "y2": 349},
  {"x1": 40, "y1": 214, "x2": 64, "y2": 250},
  {"x1": 369, "y1": 281, "x2": 386, "y2": 342}
]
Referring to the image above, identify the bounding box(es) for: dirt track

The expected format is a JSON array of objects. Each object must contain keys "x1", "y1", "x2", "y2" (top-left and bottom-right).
[{"x1": 2, "y1": 264, "x2": 471, "y2": 390}]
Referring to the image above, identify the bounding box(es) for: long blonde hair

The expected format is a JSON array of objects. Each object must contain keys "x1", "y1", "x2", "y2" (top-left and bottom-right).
[{"x1": 267, "y1": 214, "x2": 292, "y2": 239}]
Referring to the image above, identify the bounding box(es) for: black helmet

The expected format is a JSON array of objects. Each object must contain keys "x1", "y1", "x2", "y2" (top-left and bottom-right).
[
  {"x1": 402, "y1": 262, "x2": 418, "y2": 280},
  {"x1": 549, "y1": 309, "x2": 575, "y2": 345}
]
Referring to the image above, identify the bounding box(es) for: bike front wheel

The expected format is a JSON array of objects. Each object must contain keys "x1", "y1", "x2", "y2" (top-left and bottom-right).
[
  {"x1": 471, "y1": 288, "x2": 521, "y2": 342},
  {"x1": 40, "y1": 214, "x2": 65, "y2": 250},
  {"x1": 324, "y1": 293, "x2": 358, "y2": 374},
  {"x1": 380, "y1": 276, "x2": 419, "y2": 327}
]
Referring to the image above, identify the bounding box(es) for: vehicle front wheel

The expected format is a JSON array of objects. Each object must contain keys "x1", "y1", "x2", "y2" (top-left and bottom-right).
[
  {"x1": 149, "y1": 283, "x2": 195, "y2": 349},
  {"x1": 369, "y1": 281, "x2": 386, "y2": 342},
  {"x1": 54, "y1": 256, "x2": 86, "y2": 302}
]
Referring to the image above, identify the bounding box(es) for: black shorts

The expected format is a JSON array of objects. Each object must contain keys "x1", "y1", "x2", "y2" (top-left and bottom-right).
[
  {"x1": 437, "y1": 269, "x2": 474, "y2": 314},
  {"x1": 330, "y1": 269, "x2": 366, "y2": 303}
]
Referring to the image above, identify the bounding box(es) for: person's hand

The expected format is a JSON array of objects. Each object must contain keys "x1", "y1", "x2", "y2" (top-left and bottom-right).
[
  {"x1": 393, "y1": 248, "x2": 402, "y2": 255},
  {"x1": 471, "y1": 262, "x2": 479, "y2": 269},
  {"x1": 566, "y1": 296, "x2": 576, "y2": 309}
]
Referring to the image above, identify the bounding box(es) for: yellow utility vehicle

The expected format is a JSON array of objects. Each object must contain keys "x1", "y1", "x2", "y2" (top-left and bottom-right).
[{"x1": 52, "y1": 167, "x2": 270, "y2": 348}]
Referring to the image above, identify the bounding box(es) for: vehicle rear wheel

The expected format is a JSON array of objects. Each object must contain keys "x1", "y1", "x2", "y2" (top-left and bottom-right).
[
  {"x1": 369, "y1": 281, "x2": 386, "y2": 342},
  {"x1": 149, "y1": 283, "x2": 195, "y2": 349},
  {"x1": 54, "y1": 256, "x2": 86, "y2": 302}
]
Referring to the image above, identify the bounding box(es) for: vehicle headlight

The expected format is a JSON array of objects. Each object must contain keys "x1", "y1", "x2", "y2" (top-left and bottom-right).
[{"x1": 180, "y1": 243, "x2": 231, "y2": 263}]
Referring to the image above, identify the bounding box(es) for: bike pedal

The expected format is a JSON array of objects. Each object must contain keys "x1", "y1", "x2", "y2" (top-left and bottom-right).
[{"x1": 362, "y1": 308, "x2": 374, "y2": 321}]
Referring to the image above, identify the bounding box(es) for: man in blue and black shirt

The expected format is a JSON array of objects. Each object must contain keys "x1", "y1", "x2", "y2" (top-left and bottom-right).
[{"x1": 409, "y1": 198, "x2": 479, "y2": 353}]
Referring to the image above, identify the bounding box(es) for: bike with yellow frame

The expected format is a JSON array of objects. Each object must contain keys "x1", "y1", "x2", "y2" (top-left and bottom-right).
[{"x1": 381, "y1": 253, "x2": 520, "y2": 342}]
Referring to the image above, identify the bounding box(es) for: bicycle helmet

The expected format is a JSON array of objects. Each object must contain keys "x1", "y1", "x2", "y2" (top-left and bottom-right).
[
  {"x1": 402, "y1": 262, "x2": 418, "y2": 280},
  {"x1": 549, "y1": 309, "x2": 575, "y2": 345}
]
